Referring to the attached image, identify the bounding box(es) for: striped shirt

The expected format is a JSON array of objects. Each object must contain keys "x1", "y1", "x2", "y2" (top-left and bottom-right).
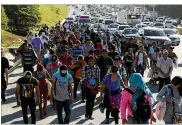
[
  {"x1": 71, "y1": 46, "x2": 83, "y2": 60},
  {"x1": 22, "y1": 50, "x2": 33, "y2": 65},
  {"x1": 82, "y1": 65, "x2": 100, "y2": 82}
]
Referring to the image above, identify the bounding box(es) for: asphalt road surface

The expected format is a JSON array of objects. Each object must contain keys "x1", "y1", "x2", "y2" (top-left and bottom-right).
[{"x1": 2, "y1": 5, "x2": 182, "y2": 124}]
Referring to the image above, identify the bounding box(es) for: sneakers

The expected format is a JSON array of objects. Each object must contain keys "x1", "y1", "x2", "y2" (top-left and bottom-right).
[{"x1": 81, "y1": 100, "x2": 85, "y2": 103}]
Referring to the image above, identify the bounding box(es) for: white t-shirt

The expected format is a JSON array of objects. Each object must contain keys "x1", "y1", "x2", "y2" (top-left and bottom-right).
[{"x1": 138, "y1": 52, "x2": 144, "y2": 65}]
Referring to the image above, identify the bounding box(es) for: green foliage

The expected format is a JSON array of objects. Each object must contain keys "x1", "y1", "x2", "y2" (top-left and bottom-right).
[
  {"x1": 3, "y1": 5, "x2": 41, "y2": 36},
  {"x1": 145, "y1": 5, "x2": 182, "y2": 20},
  {"x1": 38, "y1": 5, "x2": 68, "y2": 27},
  {"x1": 1, "y1": 6, "x2": 9, "y2": 30}
]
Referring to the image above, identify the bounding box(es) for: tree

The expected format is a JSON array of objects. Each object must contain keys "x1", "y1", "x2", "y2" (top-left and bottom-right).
[
  {"x1": 3, "y1": 5, "x2": 41, "y2": 36},
  {"x1": 145, "y1": 5, "x2": 182, "y2": 20},
  {"x1": 1, "y1": 6, "x2": 9, "y2": 30}
]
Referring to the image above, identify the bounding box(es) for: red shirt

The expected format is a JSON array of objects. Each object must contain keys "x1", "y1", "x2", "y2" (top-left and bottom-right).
[{"x1": 59, "y1": 54, "x2": 73, "y2": 68}]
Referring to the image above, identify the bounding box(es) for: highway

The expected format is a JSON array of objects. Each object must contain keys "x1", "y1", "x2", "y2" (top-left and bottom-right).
[{"x1": 2, "y1": 5, "x2": 182, "y2": 124}]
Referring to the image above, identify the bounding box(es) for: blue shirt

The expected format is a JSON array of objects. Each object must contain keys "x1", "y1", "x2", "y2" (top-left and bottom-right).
[
  {"x1": 103, "y1": 74, "x2": 122, "y2": 91},
  {"x1": 71, "y1": 46, "x2": 83, "y2": 60}
]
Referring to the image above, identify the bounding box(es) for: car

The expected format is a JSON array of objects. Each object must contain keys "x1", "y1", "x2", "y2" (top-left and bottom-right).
[
  {"x1": 135, "y1": 24, "x2": 147, "y2": 30},
  {"x1": 101, "y1": 19, "x2": 114, "y2": 30},
  {"x1": 122, "y1": 28, "x2": 139, "y2": 38},
  {"x1": 142, "y1": 22, "x2": 151, "y2": 26},
  {"x1": 72, "y1": 11, "x2": 76, "y2": 15},
  {"x1": 138, "y1": 27, "x2": 171, "y2": 46},
  {"x1": 165, "y1": 20, "x2": 174, "y2": 28},
  {"x1": 153, "y1": 22, "x2": 165, "y2": 28},
  {"x1": 65, "y1": 17, "x2": 74, "y2": 24},
  {"x1": 108, "y1": 23, "x2": 119, "y2": 34},
  {"x1": 116, "y1": 25, "x2": 131, "y2": 34},
  {"x1": 156, "y1": 17, "x2": 165, "y2": 22},
  {"x1": 163, "y1": 28, "x2": 181, "y2": 46}
]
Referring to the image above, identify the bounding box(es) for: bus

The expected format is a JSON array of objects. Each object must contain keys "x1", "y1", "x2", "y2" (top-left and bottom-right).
[{"x1": 127, "y1": 14, "x2": 141, "y2": 25}]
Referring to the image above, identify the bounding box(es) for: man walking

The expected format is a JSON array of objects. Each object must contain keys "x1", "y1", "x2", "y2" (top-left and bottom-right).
[
  {"x1": 50, "y1": 65, "x2": 73, "y2": 124},
  {"x1": 156, "y1": 49, "x2": 173, "y2": 91},
  {"x1": 15, "y1": 71, "x2": 40, "y2": 124},
  {"x1": 1, "y1": 47, "x2": 9, "y2": 103}
]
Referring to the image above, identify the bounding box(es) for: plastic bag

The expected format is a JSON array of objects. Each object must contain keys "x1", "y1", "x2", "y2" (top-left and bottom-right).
[{"x1": 155, "y1": 101, "x2": 166, "y2": 121}]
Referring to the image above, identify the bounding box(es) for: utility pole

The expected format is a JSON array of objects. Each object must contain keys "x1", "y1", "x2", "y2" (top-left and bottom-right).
[{"x1": 153, "y1": 5, "x2": 155, "y2": 23}]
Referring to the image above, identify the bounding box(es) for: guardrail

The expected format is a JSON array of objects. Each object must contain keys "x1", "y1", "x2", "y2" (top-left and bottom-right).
[{"x1": 8, "y1": 59, "x2": 21, "y2": 74}]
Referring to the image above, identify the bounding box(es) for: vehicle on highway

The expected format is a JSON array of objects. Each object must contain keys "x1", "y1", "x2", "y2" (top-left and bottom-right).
[
  {"x1": 65, "y1": 17, "x2": 74, "y2": 25},
  {"x1": 163, "y1": 28, "x2": 181, "y2": 46},
  {"x1": 72, "y1": 11, "x2": 76, "y2": 15},
  {"x1": 131, "y1": 19, "x2": 142, "y2": 27},
  {"x1": 108, "y1": 23, "x2": 119, "y2": 34},
  {"x1": 153, "y1": 22, "x2": 165, "y2": 28},
  {"x1": 127, "y1": 13, "x2": 142, "y2": 25},
  {"x1": 165, "y1": 20, "x2": 174, "y2": 28},
  {"x1": 156, "y1": 16, "x2": 165, "y2": 22},
  {"x1": 142, "y1": 21, "x2": 151, "y2": 26},
  {"x1": 138, "y1": 27, "x2": 171, "y2": 46},
  {"x1": 79, "y1": 15, "x2": 91, "y2": 26},
  {"x1": 122, "y1": 28, "x2": 139, "y2": 38},
  {"x1": 135, "y1": 23, "x2": 147, "y2": 30},
  {"x1": 116, "y1": 11, "x2": 127, "y2": 24},
  {"x1": 101, "y1": 19, "x2": 114, "y2": 30},
  {"x1": 116, "y1": 25, "x2": 131, "y2": 34}
]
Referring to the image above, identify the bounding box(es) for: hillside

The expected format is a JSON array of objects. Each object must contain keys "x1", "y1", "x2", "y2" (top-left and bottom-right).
[
  {"x1": 1, "y1": 30, "x2": 25, "y2": 52},
  {"x1": 39, "y1": 5, "x2": 68, "y2": 27},
  {"x1": 2, "y1": 5, "x2": 68, "y2": 50}
]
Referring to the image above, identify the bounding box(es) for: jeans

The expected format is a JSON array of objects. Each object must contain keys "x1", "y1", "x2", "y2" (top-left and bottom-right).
[
  {"x1": 158, "y1": 77, "x2": 171, "y2": 92},
  {"x1": 125, "y1": 66, "x2": 133, "y2": 78},
  {"x1": 85, "y1": 87, "x2": 96, "y2": 118},
  {"x1": 21, "y1": 98, "x2": 36, "y2": 124},
  {"x1": 73, "y1": 77, "x2": 80, "y2": 99},
  {"x1": 136, "y1": 65, "x2": 145, "y2": 77},
  {"x1": 55, "y1": 99, "x2": 71, "y2": 124},
  {"x1": 1, "y1": 87, "x2": 6, "y2": 101},
  {"x1": 127, "y1": 115, "x2": 149, "y2": 124}
]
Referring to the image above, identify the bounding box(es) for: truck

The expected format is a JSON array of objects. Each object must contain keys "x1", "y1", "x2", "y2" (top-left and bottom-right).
[{"x1": 116, "y1": 11, "x2": 128, "y2": 24}]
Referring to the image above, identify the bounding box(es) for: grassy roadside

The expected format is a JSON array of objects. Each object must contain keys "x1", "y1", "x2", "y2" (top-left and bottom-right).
[
  {"x1": 1, "y1": 30, "x2": 25, "y2": 52},
  {"x1": 2, "y1": 5, "x2": 69, "y2": 51}
]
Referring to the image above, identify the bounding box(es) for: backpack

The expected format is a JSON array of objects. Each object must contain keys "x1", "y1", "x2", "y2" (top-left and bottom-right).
[{"x1": 125, "y1": 88, "x2": 151, "y2": 123}]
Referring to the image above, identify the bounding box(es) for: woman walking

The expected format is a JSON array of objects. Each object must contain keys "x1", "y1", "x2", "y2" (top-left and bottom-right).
[
  {"x1": 156, "y1": 76, "x2": 182, "y2": 124},
  {"x1": 120, "y1": 73, "x2": 156, "y2": 124},
  {"x1": 100, "y1": 65, "x2": 125, "y2": 124},
  {"x1": 33, "y1": 63, "x2": 51, "y2": 119}
]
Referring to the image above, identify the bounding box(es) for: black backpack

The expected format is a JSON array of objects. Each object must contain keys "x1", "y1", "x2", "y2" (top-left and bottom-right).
[{"x1": 125, "y1": 88, "x2": 151, "y2": 123}]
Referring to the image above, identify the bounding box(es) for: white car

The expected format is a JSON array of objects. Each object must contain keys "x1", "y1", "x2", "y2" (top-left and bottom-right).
[
  {"x1": 116, "y1": 25, "x2": 131, "y2": 34},
  {"x1": 108, "y1": 23, "x2": 119, "y2": 34},
  {"x1": 138, "y1": 27, "x2": 171, "y2": 46},
  {"x1": 135, "y1": 24, "x2": 147, "y2": 30},
  {"x1": 165, "y1": 20, "x2": 173, "y2": 28},
  {"x1": 163, "y1": 28, "x2": 181, "y2": 46},
  {"x1": 122, "y1": 28, "x2": 139, "y2": 38},
  {"x1": 142, "y1": 22, "x2": 151, "y2": 26},
  {"x1": 153, "y1": 22, "x2": 165, "y2": 28},
  {"x1": 101, "y1": 19, "x2": 114, "y2": 31},
  {"x1": 65, "y1": 17, "x2": 74, "y2": 23}
]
